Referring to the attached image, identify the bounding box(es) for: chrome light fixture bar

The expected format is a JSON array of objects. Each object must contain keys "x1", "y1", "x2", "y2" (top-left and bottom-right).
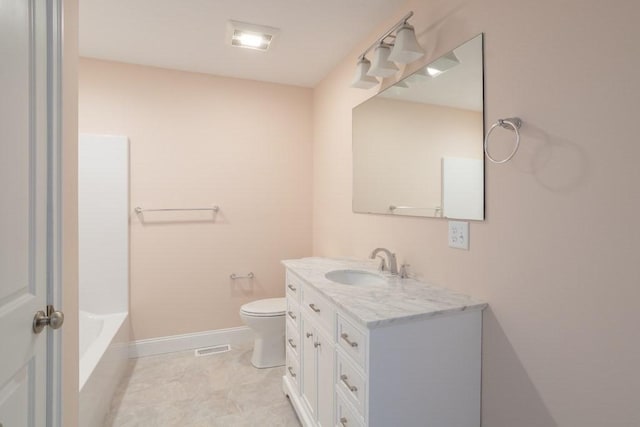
[{"x1": 351, "y1": 11, "x2": 424, "y2": 88}]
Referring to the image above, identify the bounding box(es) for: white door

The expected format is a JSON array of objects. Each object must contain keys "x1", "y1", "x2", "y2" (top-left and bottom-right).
[{"x1": 0, "y1": 0, "x2": 60, "y2": 425}]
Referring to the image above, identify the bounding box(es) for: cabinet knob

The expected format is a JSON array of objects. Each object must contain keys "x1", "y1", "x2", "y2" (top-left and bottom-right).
[
  {"x1": 340, "y1": 417, "x2": 348, "y2": 426},
  {"x1": 306, "y1": 332, "x2": 313, "y2": 338},
  {"x1": 314, "y1": 341, "x2": 321, "y2": 348}
]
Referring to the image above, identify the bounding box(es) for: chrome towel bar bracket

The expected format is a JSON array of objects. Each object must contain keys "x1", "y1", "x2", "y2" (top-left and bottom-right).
[{"x1": 484, "y1": 117, "x2": 522, "y2": 164}]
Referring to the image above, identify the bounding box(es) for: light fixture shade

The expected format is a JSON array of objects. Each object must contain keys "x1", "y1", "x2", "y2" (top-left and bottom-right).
[
  {"x1": 367, "y1": 44, "x2": 399, "y2": 78},
  {"x1": 388, "y1": 24, "x2": 424, "y2": 64},
  {"x1": 350, "y1": 58, "x2": 379, "y2": 89}
]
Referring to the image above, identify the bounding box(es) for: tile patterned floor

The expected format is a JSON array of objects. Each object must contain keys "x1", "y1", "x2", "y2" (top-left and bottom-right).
[{"x1": 104, "y1": 344, "x2": 301, "y2": 427}]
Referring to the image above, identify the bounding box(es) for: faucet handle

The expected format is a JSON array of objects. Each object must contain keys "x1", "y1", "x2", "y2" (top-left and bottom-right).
[{"x1": 400, "y1": 264, "x2": 411, "y2": 279}]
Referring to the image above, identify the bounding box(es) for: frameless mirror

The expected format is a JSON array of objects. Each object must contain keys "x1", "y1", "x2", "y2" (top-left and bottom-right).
[{"x1": 352, "y1": 34, "x2": 484, "y2": 220}]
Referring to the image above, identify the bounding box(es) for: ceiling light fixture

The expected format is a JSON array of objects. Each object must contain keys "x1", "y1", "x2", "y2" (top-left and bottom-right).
[
  {"x1": 350, "y1": 11, "x2": 425, "y2": 89},
  {"x1": 227, "y1": 20, "x2": 279, "y2": 52}
]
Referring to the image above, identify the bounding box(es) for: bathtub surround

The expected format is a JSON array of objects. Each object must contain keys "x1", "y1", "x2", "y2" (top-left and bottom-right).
[
  {"x1": 313, "y1": 1, "x2": 640, "y2": 426},
  {"x1": 78, "y1": 134, "x2": 129, "y2": 315},
  {"x1": 78, "y1": 59, "x2": 313, "y2": 342},
  {"x1": 78, "y1": 134, "x2": 130, "y2": 426}
]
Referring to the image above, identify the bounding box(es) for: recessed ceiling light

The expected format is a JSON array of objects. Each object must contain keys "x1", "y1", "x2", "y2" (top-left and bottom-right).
[{"x1": 227, "y1": 20, "x2": 279, "y2": 52}]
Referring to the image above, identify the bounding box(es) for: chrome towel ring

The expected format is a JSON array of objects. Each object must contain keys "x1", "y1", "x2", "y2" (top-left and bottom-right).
[{"x1": 484, "y1": 117, "x2": 522, "y2": 164}]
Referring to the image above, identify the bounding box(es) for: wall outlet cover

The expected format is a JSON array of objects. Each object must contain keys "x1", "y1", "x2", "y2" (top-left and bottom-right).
[{"x1": 448, "y1": 221, "x2": 469, "y2": 250}]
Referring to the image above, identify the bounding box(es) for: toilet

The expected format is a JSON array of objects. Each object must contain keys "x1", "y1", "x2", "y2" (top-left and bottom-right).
[{"x1": 240, "y1": 297, "x2": 286, "y2": 368}]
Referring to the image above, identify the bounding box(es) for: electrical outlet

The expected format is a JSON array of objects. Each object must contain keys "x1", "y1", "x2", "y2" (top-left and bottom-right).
[{"x1": 448, "y1": 221, "x2": 469, "y2": 250}]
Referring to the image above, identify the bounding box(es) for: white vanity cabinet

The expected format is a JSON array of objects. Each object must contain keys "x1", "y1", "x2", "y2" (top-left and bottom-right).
[{"x1": 282, "y1": 261, "x2": 486, "y2": 427}]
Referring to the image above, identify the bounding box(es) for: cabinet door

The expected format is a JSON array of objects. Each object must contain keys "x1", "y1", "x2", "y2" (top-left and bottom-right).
[
  {"x1": 316, "y1": 331, "x2": 335, "y2": 427},
  {"x1": 301, "y1": 320, "x2": 317, "y2": 418}
]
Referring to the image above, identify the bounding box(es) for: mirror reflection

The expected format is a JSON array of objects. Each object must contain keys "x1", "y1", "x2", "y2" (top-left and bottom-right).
[{"x1": 352, "y1": 34, "x2": 484, "y2": 220}]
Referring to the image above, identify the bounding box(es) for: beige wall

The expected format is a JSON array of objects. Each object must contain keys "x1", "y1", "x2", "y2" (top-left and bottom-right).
[
  {"x1": 62, "y1": 0, "x2": 79, "y2": 425},
  {"x1": 79, "y1": 59, "x2": 313, "y2": 340},
  {"x1": 313, "y1": 0, "x2": 640, "y2": 426}
]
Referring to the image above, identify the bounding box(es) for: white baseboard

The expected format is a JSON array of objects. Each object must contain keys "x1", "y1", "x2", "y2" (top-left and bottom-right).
[{"x1": 129, "y1": 326, "x2": 254, "y2": 358}]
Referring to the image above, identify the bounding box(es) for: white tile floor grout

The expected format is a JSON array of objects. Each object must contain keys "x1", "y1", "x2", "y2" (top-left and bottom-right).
[{"x1": 104, "y1": 343, "x2": 301, "y2": 426}]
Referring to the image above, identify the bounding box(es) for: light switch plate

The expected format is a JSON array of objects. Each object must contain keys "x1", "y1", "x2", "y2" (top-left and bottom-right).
[{"x1": 448, "y1": 221, "x2": 469, "y2": 250}]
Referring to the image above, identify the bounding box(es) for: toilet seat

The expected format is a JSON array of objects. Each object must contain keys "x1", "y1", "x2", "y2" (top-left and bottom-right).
[{"x1": 240, "y1": 297, "x2": 286, "y2": 317}]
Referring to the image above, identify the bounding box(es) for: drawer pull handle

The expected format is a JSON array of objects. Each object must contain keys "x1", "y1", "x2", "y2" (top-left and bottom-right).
[
  {"x1": 340, "y1": 417, "x2": 348, "y2": 426},
  {"x1": 340, "y1": 374, "x2": 358, "y2": 393},
  {"x1": 309, "y1": 303, "x2": 321, "y2": 313},
  {"x1": 288, "y1": 338, "x2": 297, "y2": 349},
  {"x1": 314, "y1": 341, "x2": 321, "y2": 348},
  {"x1": 287, "y1": 311, "x2": 297, "y2": 320},
  {"x1": 287, "y1": 366, "x2": 296, "y2": 378},
  {"x1": 306, "y1": 332, "x2": 313, "y2": 338},
  {"x1": 340, "y1": 333, "x2": 358, "y2": 348},
  {"x1": 287, "y1": 284, "x2": 297, "y2": 291}
]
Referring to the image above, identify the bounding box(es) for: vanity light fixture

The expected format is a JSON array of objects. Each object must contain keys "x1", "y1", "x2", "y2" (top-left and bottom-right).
[
  {"x1": 350, "y1": 11, "x2": 425, "y2": 89},
  {"x1": 227, "y1": 20, "x2": 279, "y2": 52}
]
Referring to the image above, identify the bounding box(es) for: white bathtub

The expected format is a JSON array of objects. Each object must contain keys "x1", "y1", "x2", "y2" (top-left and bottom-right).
[{"x1": 79, "y1": 310, "x2": 129, "y2": 427}]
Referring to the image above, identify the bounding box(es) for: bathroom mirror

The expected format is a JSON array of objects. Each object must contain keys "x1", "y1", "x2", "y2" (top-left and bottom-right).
[{"x1": 352, "y1": 34, "x2": 484, "y2": 220}]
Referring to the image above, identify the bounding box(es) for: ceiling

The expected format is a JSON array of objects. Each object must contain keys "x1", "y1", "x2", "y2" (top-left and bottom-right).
[{"x1": 79, "y1": 0, "x2": 407, "y2": 88}]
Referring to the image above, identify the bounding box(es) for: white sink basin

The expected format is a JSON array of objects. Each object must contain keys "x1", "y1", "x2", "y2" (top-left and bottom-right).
[{"x1": 324, "y1": 269, "x2": 387, "y2": 286}]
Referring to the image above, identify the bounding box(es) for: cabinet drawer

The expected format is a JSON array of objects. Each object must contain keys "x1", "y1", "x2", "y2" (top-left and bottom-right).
[
  {"x1": 286, "y1": 298, "x2": 300, "y2": 329},
  {"x1": 285, "y1": 348, "x2": 300, "y2": 394},
  {"x1": 286, "y1": 318, "x2": 300, "y2": 358},
  {"x1": 336, "y1": 390, "x2": 365, "y2": 427},
  {"x1": 286, "y1": 271, "x2": 303, "y2": 302},
  {"x1": 337, "y1": 314, "x2": 367, "y2": 369},
  {"x1": 336, "y1": 352, "x2": 366, "y2": 416},
  {"x1": 302, "y1": 284, "x2": 335, "y2": 334}
]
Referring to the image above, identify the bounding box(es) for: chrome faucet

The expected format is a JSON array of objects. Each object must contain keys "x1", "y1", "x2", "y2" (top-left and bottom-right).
[{"x1": 369, "y1": 248, "x2": 398, "y2": 275}]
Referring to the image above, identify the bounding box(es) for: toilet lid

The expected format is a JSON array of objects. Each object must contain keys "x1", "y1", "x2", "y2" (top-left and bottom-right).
[{"x1": 240, "y1": 297, "x2": 286, "y2": 317}]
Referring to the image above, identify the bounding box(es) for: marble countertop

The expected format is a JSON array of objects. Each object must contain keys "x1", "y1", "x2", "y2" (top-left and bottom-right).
[{"x1": 282, "y1": 257, "x2": 487, "y2": 329}]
